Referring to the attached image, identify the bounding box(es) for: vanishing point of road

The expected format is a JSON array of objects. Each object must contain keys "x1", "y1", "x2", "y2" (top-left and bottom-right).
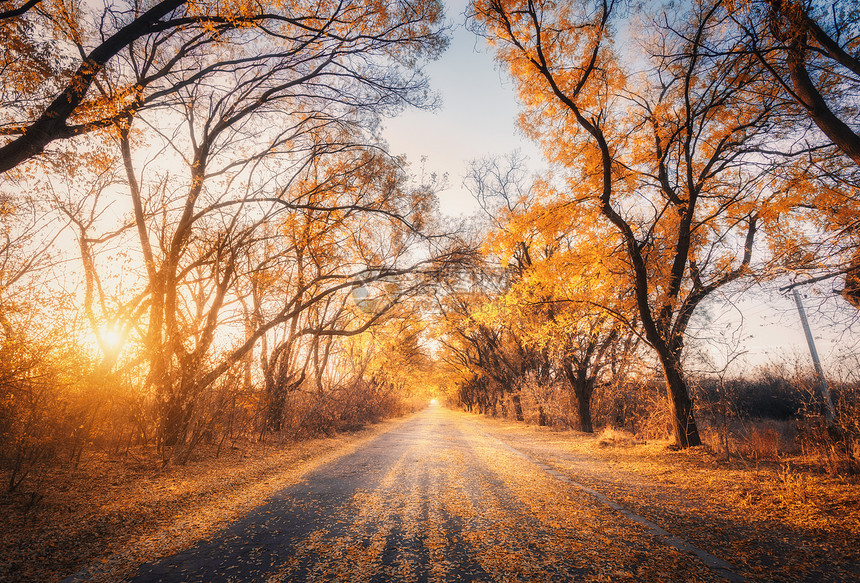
[{"x1": 128, "y1": 406, "x2": 744, "y2": 582}]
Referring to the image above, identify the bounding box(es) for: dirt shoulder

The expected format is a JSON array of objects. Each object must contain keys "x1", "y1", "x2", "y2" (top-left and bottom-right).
[
  {"x1": 467, "y1": 412, "x2": 860, "y2": 583},
  {"x1": 0, "y1": 415, "x2": 414, "y2": 583}
]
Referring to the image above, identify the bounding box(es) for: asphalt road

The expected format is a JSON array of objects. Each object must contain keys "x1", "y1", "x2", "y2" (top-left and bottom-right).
[{"x1": 129, "y1": 406, "x2": 741, "y2": 582}]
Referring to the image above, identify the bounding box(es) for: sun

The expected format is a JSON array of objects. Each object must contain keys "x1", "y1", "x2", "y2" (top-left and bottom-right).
[{"x1": 100, "y1": 326, "x2": 121, "y2": 350}]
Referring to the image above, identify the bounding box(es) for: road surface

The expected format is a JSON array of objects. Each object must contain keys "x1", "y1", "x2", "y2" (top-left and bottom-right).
[{"x1": 129, "y1": 406, "x2": 741, "y2": 582}]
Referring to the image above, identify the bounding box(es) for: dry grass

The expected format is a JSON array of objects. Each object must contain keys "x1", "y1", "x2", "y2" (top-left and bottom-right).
[
  {"x1": 700, "y1": 419, "x2": 799, "y2": 461},
  {"x1": 595, "y1": 427, "x2": 638, "y2": 448}
]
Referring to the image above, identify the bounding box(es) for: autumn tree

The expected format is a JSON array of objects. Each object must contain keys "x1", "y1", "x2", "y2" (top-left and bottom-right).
[
  {"x1": 699, "y1": 0, "x2": 860, "y2": 307},
  {"x1": 440, "y1": 299, "x2": 542, "y2": 418},
  {"x1": 0, "y1": 0, "x2": 447, "y2": 173},
  {"x1": 430, "y1": 232, "x2": 528, "y2": 418},
  {"x1": 428, "y1": 162, "x2": 563, "y2": 423},
  {"x1": 0, "y1": 0, "x2": 456, "y2": 461},
  {"x1": 242, "y1": 150, "x2": 454, "y2": 434},
  {"x1": 0, "y1": 187, "x2": 63, "y2": 489},
  {"x1": 98, "y1": 0, "x2": 450, "y2": 453},
  {"x1": 472, "y1": 0, "x2": 794, "y2": 447},
  {"x1": 726, "y1": 0, "x2": 860, "y2": 165},
  {"x1": 338, "y1": 305, "x2": 437, "y2": 418},
  {"x1": 484, "y1": 201, "x2": 640, "y2": 432},
  {"x1": 462, "y1": 153, "x2": 639, "y2": 432},
  {"x1": 0, "y1": 180, "x2": 125, "y2": 487}
]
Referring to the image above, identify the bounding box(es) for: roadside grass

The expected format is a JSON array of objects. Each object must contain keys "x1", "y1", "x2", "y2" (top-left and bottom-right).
[
  {"x1": 595, "y1": 427, "x2": 639, "y2": 448},
  {"x1": 0, "y1": 414, "x2": 413, "y2": 583}
]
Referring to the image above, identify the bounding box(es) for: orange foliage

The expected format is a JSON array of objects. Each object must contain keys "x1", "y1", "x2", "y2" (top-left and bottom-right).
[{"x1": 469, "y1": 0, "x2": 860, "y2": 447}]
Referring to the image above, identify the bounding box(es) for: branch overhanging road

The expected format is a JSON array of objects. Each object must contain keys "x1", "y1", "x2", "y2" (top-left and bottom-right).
[{"x1": 128, "y1": 407, "x2": 744, "y2": 582}]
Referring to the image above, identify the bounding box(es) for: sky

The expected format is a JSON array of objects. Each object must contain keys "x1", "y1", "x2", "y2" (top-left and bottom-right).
[
  {"x1": 380, "y1": 0, "x2": 859, "y2": 379},
  {"x1": 381, "y1": 0, "x2": 540, "y2": 217}
]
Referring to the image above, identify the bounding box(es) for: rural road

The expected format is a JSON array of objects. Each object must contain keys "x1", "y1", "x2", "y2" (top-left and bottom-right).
[{"x1": 129, "y1": 406, "x2": 742, "y2": 582}]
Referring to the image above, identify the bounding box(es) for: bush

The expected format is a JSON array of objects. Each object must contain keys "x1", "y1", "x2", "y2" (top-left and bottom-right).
[
  {"x1": 797, "y1": 384, "x2": 860, "y2": 475},
  {"x1": 694, "y1": 377, "x2": 806, "y2": 420},
  {"x1": 591, "y1": 377, "x2": 670, "y2": 440}
]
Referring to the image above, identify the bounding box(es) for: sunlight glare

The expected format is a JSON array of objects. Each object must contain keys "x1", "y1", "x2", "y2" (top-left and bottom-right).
[{"x1": 101, "y1": 327, "x2": 121, "y2": 350}]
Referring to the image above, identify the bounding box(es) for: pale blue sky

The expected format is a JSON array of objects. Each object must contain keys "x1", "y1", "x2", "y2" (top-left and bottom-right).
[{"x1": 382, "y1": 0, "x2": 540, "y2": 217}]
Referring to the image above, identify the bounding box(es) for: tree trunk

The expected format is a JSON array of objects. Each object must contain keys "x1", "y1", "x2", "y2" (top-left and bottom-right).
[
  {"x1": 842, "y1": 249, "x2": 860, "y2": 309},
  {"x1": 659, "y1": 352, "x2": 701, "y2": 448},
  {"x1": 266, "y1": 387, "x2": 287, "y2": 433},
  {"x1": 564, "y1": 363, "x2": 595, "y2": 433},
  {"x1": 511, "y1": 393, "x2": 524, "y2": 422},
  {"x1": 574, "y1": 387, "x2": 594, "y2": 433},
  {"x1": 159, "y1": 391, "x2": 193, "y2": 449}
]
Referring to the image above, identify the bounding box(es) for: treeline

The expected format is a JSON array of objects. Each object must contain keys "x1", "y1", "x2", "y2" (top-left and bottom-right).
[
  {"x1": 432, "y1": 0, "x2": 860, "y2": 453},
  {"x1": 434, "y1": 207, "x2": 860, "y2": 473},
  {"x1": 0, "y1": 0, "x2": 464, "y2": 491}
]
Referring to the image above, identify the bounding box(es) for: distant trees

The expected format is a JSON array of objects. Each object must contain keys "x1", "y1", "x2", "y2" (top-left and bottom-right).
[
  {"x1": 433, "y1": 154, "x2": 641, "y2": 431},
  {"x1": 432, "y1": 219, "x2": 532, "y2": 419},
  {"x1": 484, "y1": 201, "x2": 639, "y2": 434}
]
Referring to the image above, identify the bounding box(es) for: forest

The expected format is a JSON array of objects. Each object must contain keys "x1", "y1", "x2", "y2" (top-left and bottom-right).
[{"x1": 1, "y1": 1, "x2": 859, "y2": 578}]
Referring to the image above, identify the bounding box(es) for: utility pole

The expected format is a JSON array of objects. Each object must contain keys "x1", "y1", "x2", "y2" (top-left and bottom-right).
[{"x1": 790, "y1": 288, "x2": 836, "y2": 422}]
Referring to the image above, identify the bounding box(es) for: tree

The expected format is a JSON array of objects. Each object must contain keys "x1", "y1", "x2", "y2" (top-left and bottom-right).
[
  {"x1": 472, "y1": 0, "x2": 788, "y2": 447},
  {"x1": 242, "y1": 151, "x2": 453, "y2": 433},
  {"x1": 486, "y1": 202, "x2": 640, "y2": 433},
  {"x1": 0, "y1": 0, "x2": 447, "y2": 173},
  {"x1": 708, "y1": 0, "x2": 860, "y2": 307},
  {"x1": 93, "y1": 0, "x2": 450, "y2": 452},
  {"x1": 0, "y1": 0, "x2": 454, "y2": 457},
  {"x1": 726, "y1": 0, "x2": 860, "y2": 165},
  {"x1": 0, "y1": 0, "x2": 469, "y2": 481},
  {"x1": 431, "y1": 239, "x2": 528, "y2": 418},
  {"x1": 466, "y1": 153, "x2": 640, "y2": 432}
]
